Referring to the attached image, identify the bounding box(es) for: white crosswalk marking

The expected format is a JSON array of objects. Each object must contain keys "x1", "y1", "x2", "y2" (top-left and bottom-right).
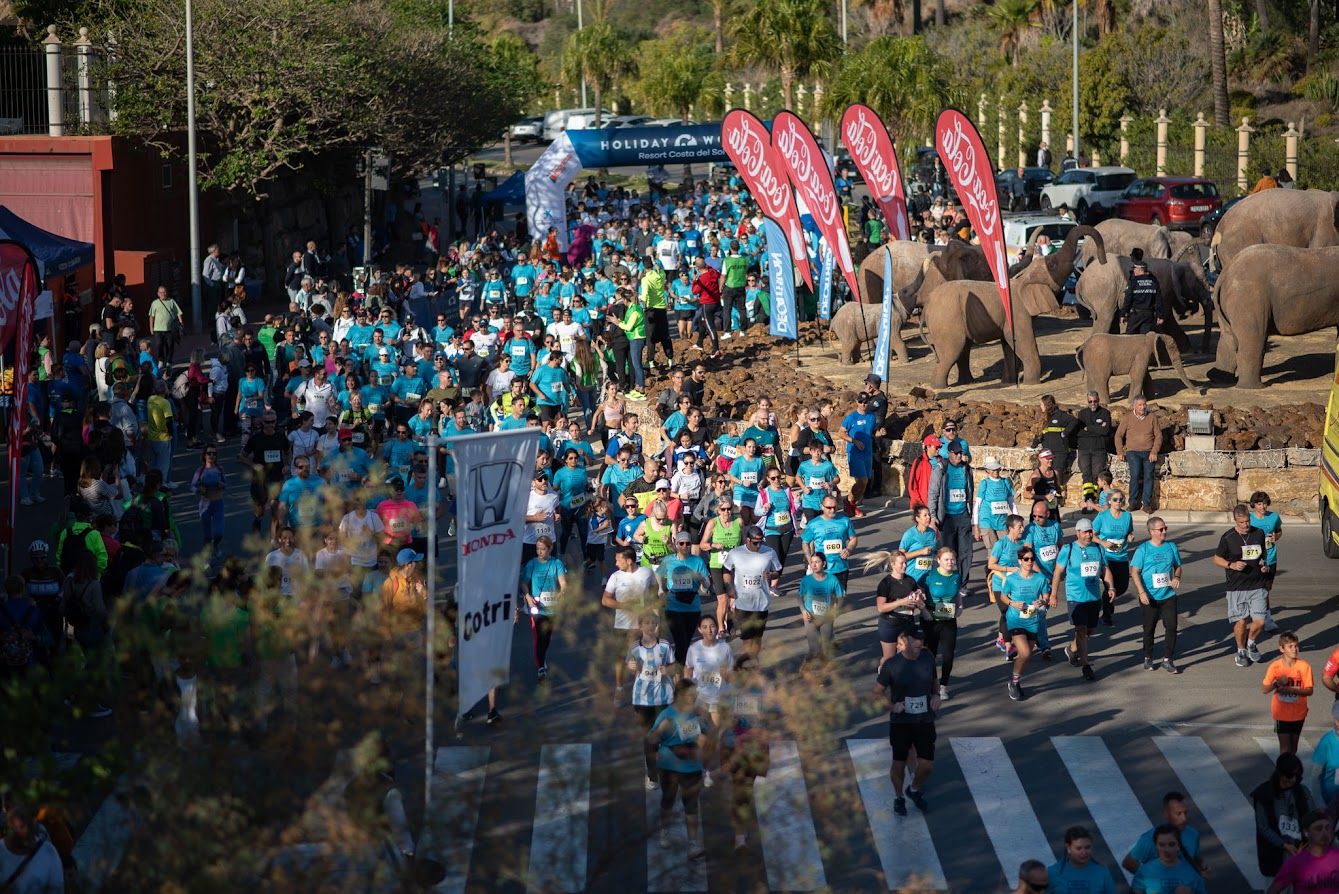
[
  {"x1": 645, "y1": 781, "x2": 708, "y2": 892},
  {"x1": 953, "y1": 737, "x2": 1055, "y2": 887},
  {"x1": 847, "y1": 738, "x2": 948, "y2": 892},
  {"x1": 1154, "y1": 736, "x2": 1270, "y2": 891},
  {"x1": 755, "y1": 739, "x2": 828, "y2": 891},
  {"x1": 420, "y1": 745, "x2": 489, "y2": 894},
  {"x1": 528, "y1": 744, "x2": 591, "y2": 893},
  {"x1": 1255, "y1": 736, "x2": 1326, "y2": 809},
  {"x1": 1052, "y1": 736, "x2": 1151, "y2": 882},
  {"x1": 71, "y1": 781, "x2": 133, "y2": 894}
]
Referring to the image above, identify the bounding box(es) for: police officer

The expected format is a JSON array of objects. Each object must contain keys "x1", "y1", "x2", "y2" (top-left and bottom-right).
[
  {"x1": 1121, "y1": 249, "x2": 1166, "y2": 336},
  {"x1": 862, "y1": 375, "x2": 891, "y2": 497},
  {"x1": 1076, "y1": 390, "x2": 1114, "y2": 512}
]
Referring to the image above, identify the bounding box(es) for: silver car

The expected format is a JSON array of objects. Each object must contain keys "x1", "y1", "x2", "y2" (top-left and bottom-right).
[{"x1": 509, "y1": 116, "x2": 543, "y2": 143}]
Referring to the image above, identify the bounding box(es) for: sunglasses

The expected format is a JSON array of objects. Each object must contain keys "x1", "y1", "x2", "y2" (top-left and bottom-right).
[
  {"x1": 822, "y1": 504, "x2": 838, "y2": 510},
  {"x1": 1150, "y1": 526, "x2": 1168, "y2": 533},
  {"x1": 1019, "y1": 556, "x2": 1035, "y2": 563},
  {"x1": 1032, "y1": 514, "x2": 1048, "y2": 519}
]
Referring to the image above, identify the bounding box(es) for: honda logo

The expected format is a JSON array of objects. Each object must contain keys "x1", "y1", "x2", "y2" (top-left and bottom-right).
[{"x1": 468, "y1": 461, "x2": 521, "y2": 531}]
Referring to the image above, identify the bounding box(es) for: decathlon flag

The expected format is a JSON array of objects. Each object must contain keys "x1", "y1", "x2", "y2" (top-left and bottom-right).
[
  {"x1": 841, "y1": 103, "x2": 911, "y2": 241},
  {"x1": 763, "y1": 218, "x2": 797, "y2": 340},
  {"x1": 872, "y1": 245, "x2": 894, "y2": 380},
  {"x1": 525, "y1": 132, "x2": 582, "y2": 253},
  {"x1": 720, "y1": 109, "x2": 814, "y2": 291},
  {"x1": 772, "y1": 111, "x2": 859, "y2": 300},
  {"x1": 453, "y1": 427, "x2": 539, "y2": 718},
  {"x1": 818, "y1": 238, "x2": 834, "y2": 320},
  {"x1": 2, "y1": 240, "x2": 39, "y2": 572},
  {"x1": 935, "y1": 109, "x2": 1013, "y2": 331}
]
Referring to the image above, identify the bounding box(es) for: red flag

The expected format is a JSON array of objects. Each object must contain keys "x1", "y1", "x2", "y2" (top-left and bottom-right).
[
  {"x1": 2, "y1": 240, "x2": 39, "y2": 572},
  {"x1": 771, "y1": 111, "x2": 859, "y2": 299},
  {"x1": 935, "y1": 109, "x2": 1013, "y2": 331},
  {"x1": 840, "y1": 103, "x2": 911, "y2": 241},
  {"x1": 720, "y1": 110, "x2": 814, "y2": 291}
]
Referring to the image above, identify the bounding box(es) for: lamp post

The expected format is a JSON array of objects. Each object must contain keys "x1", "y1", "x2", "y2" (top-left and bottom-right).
[
  {"x1": 185, "y1": 0, "x2": 202, "y2": 333},
  {"x1": 577, "y1": 0, "x2": 588, "y2": 108},
  {"x1": 1071, "y1": 0, "x2": 1080, "y2": 164},
  {"x1": 841, "y1": 0, "x2": 848, "y2": 43}
]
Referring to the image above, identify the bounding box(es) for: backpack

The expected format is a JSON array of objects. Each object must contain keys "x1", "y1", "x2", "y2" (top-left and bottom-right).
[
  {"x1": 55, "y1": 414, "x2": 85, "y2": 455},
  {"x1": 171, "y1": 369, "x2": 190, "y2": 400},
  {"x1": 0, "y1": 602, "x2": 37, "y2": 668},
  {"x1": 59, "y1": 524, "x2": 95, "y2": 575}
]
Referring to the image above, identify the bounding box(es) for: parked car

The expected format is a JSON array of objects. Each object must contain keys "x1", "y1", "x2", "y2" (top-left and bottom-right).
[
  {"x1": 645, "y1": 117, "x2": 686, "y2": 127},
  {"x1": 996, "y1": 167, "x2": 1057, "y2": 212},
  {"x1": 509, "y1": 115, "x2": 543, "y2": 143},
  {"x1": 608, "y1": 114, "x2": 654, "y2": 129},
  {"x1": 563, "y1": 109, "x2": 617, "y2": 132},
  {"x1": 541, "y1": 108, "x2": 613, "y2": 142},
  {"x1": 1199, "y1": 193, "x2": 1247, "y2": 245},
  {"x1": 1038, "y1": 166, "x2": 1137, "y2": 222},
  {"x1": 1113, "y1": 177, "x2": 1223, "y2": 232},
  {"x1": 1001, "y1": 214, "x2": 1078, "y2": 257}
]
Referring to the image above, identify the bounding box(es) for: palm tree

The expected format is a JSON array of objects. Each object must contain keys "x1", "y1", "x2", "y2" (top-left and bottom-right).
[
  {"x1": 732, "y1": 0, "x2": 842, "y2": 109},
  {"x1": 561, "y1": 21, "x2": 635, "y2": 126},
  {"x1": 820, "y1": 36, "x2": 964, "y2": 137},
  {"x1": 988, "y1": 0, "x2": 1039, "y2": 66},
  {"x1": 633, "y1": 26, "x2": 724, "y2": 123},
  {"x1": 1208, "y1": 0, "x2": 1229, "y2": 125},
  {"x1": 707, "y1": 0, "x2": 731, "y2": 54}
]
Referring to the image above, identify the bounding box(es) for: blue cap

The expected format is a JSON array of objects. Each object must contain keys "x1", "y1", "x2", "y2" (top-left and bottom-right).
[{"x1": 396, "y1": 548, "x2": 425, "y2": 566}]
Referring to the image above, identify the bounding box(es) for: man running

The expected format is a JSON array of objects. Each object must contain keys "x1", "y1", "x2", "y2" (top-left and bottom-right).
[
  {"x1": 722, "y1": 525, "x2": 782, "y2": 661},
  {"x1": 1213, "y1": 504, "x2": 1270, "y2": 667},
  {"x1": 873, "y1": 626, "x2": 940, "y2": 816},
  {"x1": 1131, "y1": 516, "x2": 1184, "y2": 672},
  {"x1": 1052, "y1": 518, "x2": 1115, "y2": 682}
]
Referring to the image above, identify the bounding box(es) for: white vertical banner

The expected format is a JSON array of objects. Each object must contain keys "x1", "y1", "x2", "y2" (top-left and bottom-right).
[
  {"x1": 524, "y1": 132, "x2": 583, "y2": 252},
  {"x1": 453, "y1": 428, "x2": 539, "y2": 718}
]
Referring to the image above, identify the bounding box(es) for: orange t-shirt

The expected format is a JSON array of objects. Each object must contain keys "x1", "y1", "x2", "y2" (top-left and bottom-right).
[
  {"x1": 1324, "y1": 646, "x2": 1339, "y2": 680},
  {"x1": 1264, "y1": 657, "x2": 1314, "y2": 722}
]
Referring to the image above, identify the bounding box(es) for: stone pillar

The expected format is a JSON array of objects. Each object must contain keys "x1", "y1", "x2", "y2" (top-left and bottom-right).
[
  {"x1": 1017, "y1": 101, "x2": 1028, "y2": 169},
  {"x1": 1119, "y1": 114, "x2": 1131, "y2": 164},
  {"x1": 978, "y1": 93, "x2": 988, "y2": 131},
  {"x1": 742, "y1": 82, "x2": 752, "y2": 111},
  {"x1": 43, "y1": 25, "x2": 65, "y2": 137},
  {"x1": 998, "y1": 97, "x2": 1006, "y2": 168},
  {"x1": 1193, "y1": 113, "x2": 1208, "y2": 177},
  {"x1": 1155, "y1": 109, "x2": 1171, "y2": 176},
  {"x1": 1284, "y1": 121, "x2": 1299, "y2": 182},
  {"x1": 812, "y1": 82, "x2": 824, "y2": 134},
  {"x1": 1040, "y1": 100, "x2": 1052, "y2": 157},
  {"x1": 796, "y1": 83, "x2": 807, "y2": 117},
  {"x1": 1236, "y1": 116, "x2": 1254, "y2": 193},
  {"x1": 75, "y1": 27, "x2": 98, "y2": 126},
  {"x1": 724, "y1": 82, "x2": 734, "y2": 109},
  {"x1": 1091, "y1": 148, "x2": 1101, "y2": 165}
]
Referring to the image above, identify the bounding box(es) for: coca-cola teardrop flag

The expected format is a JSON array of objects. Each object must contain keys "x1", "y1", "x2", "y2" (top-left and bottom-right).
[
  {"x1": 935, "y1": 108, "x2": 1013, "y2": 331},
  {"x1": 2, "y1": 240, "x2": 38, "y2": 572},
  {"x1": 720, "y1": 109, "x2": 813, "y2": 291},
  {"x1": 772, "y1": 111, "x2": 859, "y2": 300},
  {"x1": 841, "y1": 103, "x2": 911, "y2": 241}
]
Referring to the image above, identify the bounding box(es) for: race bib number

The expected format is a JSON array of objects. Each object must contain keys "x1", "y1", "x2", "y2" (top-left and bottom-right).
[
  {"x1": 772, "y1": 511, "x2": 790, "y2": 526},
  {"x1": 721, "y1": 445, "x2": 739, "y2": 459},
  {"x1": 677, "y1": 719, "x2": 702, "y2": 741},
  {"x1": 263, "y1": 450, "x2": 281, "y2": 464},
  {"x1": 1279, "y1": 815, "x2": 1301, "y2": 839},
  {"x1": 1038, "y1": 544, "x2": 1059, "y2": 563},
  {"x1": 246, "y1": 398, "x2": 261, "y2": 409},
  {"x1": 516, "y1": 276, "x2": 528, "y2": 286},
  {"x1": 702, "y1": 672, "x2": 722, "y2": 687},
  {"x1": 570, "y1": 494, "x2": 587, "y2": 507},
  {"x1": 1018, "y1": 604, "x2": 1036, "y2": 619},
  {"x1": 914, "y1": 557, "x2": 933, "y2": 571},
  {"x1": 405, "y1": 392, "x2": 421, "y2": 402},
  {"x1": 740, "y1": 472, "x2": 758, "y2": 486},
  {"x1": 1242, "y1": 544, "x2": 1263, "y2": 561},
  {"x1": 810, "y1": 600, "x2": 830, "y2": 615},
  {"x1": 368, "y1": 403, "x2": 381, "y2": 414},
  {"x1": 990, "y1": 500, "x2": 1010, "y2": 516},
  {"x1": 739, "y1": 574, "x2": 763, "y2": 591},
  {"x1": 1080, "y1": 561, "x2": 1100, "y2": 578},
  {"x1": 736, "y1": 694, "x2": 761, "y2": 717},
  {"x1": 389, "y1": 517, "x2": 409, "y2": 534},
  {"x1": 511, "y1": 344, "x2": 528, "y2": 357},
  {"x1": 1278, "y1": 690, "x2": 1298, "y2": 704},
  {"x1": 822, "y1": 539, "x2": 843, "y2": 555},
  {"x1": 533, "y1": 523, "x2": 554, "y2": 539},
  {"x1": 903, "y1": 695, "x2": 928, "y2": 715},
  {"x1": 948, "y1": 488, "x2": 966, "y2": 503},
  {"x1": 1150, "y1": 572, "x2": 1171, "y2": 589},
  {"x1": 640, "y1": 663, "x2": 660, "y2": 681},
  {"x1": 807, "y1": 476, "x2": 826, "y2": 489},
  {"x1": 352, "y1": 432, "x2": 366, "y2": 444},
  {"x1": 932, "y1": 602, "x2": 957, "y2": 619},
  {"x1": 670, "y1": 571, "x2": 696, "y2": 590},
  {"x1": 537, "y1": 590, "x2": 558, "y2": 607}
]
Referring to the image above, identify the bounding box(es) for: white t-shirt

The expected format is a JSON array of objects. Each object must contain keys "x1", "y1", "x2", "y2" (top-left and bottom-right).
[
  {"x1": 724, "y1": 545, "x2": 783, "y2": 612},
  {"x1": 298, "y1": 380, "x2": 335, "y2": 427},
  {"x1": 265, "y1": 548, "x2": 310, "y2": 597},
  {"x1": 656, "y1": 238, "x2": 681, "y2": 272},
  {"x1": 686, "y1": 639, "x2": 733, "y2": 703},
  {"x1": 553, "y1": 321, "x2": 584, "y2": 356},
  {"x1": 314, "y1": 547, "x2": 354, "y2": 597},
  {"x1": 605, "y1": 566, "x2": 657, "y2": 630},
  {"x1": 524, "y1": 491, "x2": 561, "y2": 544},
  {"x1": 671, "y1": 470, "x2": 704, "y2": 501},
  {"x1": 339, "y1": 510, "x2": 386, "y2": 567},
  {"x1": 486, "y1": 368, "x2": 516, "y2": 398},
  {"x1": 288, "y1": 428, "x2": 320, "y2": 472}
]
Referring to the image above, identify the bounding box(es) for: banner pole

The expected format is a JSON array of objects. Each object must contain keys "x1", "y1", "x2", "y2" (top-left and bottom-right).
[{"x1": 425, "y1": 434, "x2": 438, "y2": 816}]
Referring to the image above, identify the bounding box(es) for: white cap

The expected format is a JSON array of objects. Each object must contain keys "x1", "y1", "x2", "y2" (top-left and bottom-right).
[{"x1": 655, "y1": 478, "x2": 671, "y2": 490}]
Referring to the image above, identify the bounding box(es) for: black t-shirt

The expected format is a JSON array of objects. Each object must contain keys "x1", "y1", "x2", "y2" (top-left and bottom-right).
[
  {"x1": 865, "y1": 391, "x2": 889, "y2": 427},
  {"x1": 453, "y1": 355, "x2": 489, "y2": 390},
  {"x1": 876, "y1": 574, "x2": 923, "y2": 618},
  {"x1": 876, "y1": 651, "x2": 937, "y2": 724},
  {"x1": 1215, "y1": 526, "x2": 1269, "y2": 591},
  {"x1": 244, "y1": 431, "x2": 290, "y2": 484}
]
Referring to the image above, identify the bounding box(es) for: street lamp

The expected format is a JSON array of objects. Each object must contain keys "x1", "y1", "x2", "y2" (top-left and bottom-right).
[
  {"x1": 577, "y1": 0, "x2": 588, "y2": 108},
  {"x1": 841, "y1": 0, "x2": 848, "y2": 43},
  {"x1": 1072, "y1": 0, "x2": 1080, "y2": 163},
  {"x1": 185, "y1": 0, "x2": 202, "y2": 333}
]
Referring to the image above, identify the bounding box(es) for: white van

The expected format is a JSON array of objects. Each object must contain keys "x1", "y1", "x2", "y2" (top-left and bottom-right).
[
  {"x1": 563, "y1": 109, "x2": 616, "y2": 132},
  {"x1": 541, "y1": 108, "x2": 612, "y2": 142}
]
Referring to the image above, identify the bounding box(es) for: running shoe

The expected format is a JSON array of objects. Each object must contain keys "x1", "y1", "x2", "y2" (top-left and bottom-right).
[
  {"x1": 1143, "y1": 658, "x2": 1157, "y2": 671},
  {"x1": 1081, "y1": 663, "x2": 1096, "y2": 682},
  {"x1": 1040, "y1": 648, "x2": 1053, "y2": 661},
  {"x1": 1064, "y1": 645, "x2": 1081, "y2": 667},
  {"x1": 893, "y1": 796, "x2": 908, "y2": 817},
  {"x1": 627, "y1": 390, "x2": 646, "y2": 401},
  {"x1": 1007, "y1": 681, "x2": 1023, "y2": 701},
  {"x1": 19, "y1": 497, "x2": 32, "y2": 506},
  {"x1": 702, "y1": 770, "x2": 713, "y2": 789},
  {"x1": 938, "y1": 684, "x2": 950, "y2": 701},
  {"x1": 734, "y1": 833, "x2": 748, "y2": 852},
  {"x1": 486, "y1": 709, "x2": 502, "y2": 725},
  {"x1": 90, "y1": 704, "x2": 113, "y2": 718},
  {"x1": 907, "y1": 788, "x2": 928, "y2": 812},
  {"x1": 32, "y1": 493, "x2": 45, "y2": 503},
  {"x1": 1163, "y1": 658, "x2": 1181, "y2": 674},
  {"x1": 646, "y1": 776, "x2": 659, "y2": 791},
  {"x1": 1234, "y1": 649, "x2": 1250, "y2": 667},
  {"x1": 1246, "y1": 643, "x2": 1263, "y2": 664},
  {"x1": 994, "y1": 637, "x2": 1009, "y2": 654}
]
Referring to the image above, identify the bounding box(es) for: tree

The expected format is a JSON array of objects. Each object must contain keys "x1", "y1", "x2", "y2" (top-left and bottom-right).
[
  {"x1": 732, "y1": 0, "x2": 842, "y2": 109},
  {"x1": 489, "y1": 32, "x2": 546, "y2": 165},
  {"x1": 632, "y1": 26, "x2": 724, "y2": 123},
  {"x1": 561, "y1": 21, "x2": 635, "y2": 126},
  {"x1": 1209, "y1": 0, "x2": 1230, "y2": 125},
  {"x1": 819, "y1": 36, "x2": 964, "y2": 139},
  {"x1": 707, "y1": 0, "x2": 731, "y2": 54},
  {"x1": 988, "y1": 0, "x2": 1039, "y2": 66}
]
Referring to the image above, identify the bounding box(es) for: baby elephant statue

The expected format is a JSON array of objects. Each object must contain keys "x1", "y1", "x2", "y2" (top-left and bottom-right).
[
  {"x1": 831, "y1": 301, "x2": 898, "y2": 365},
  {"x1": 1076, "y1": 331, "x2": 1198, "y2": 404}
]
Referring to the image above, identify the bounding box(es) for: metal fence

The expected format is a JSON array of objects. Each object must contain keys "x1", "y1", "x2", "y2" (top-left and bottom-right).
[{"x1": 0, "y1": 42, "x2": 110, "y2": 136}]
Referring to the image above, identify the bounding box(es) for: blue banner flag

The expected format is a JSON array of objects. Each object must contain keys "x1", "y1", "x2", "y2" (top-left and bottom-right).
[
  {"x1": 818, "y1": 239, "x2": 834, "y2": 320},
  {"x1": 764, "y1": 218, "x2": 797, "y2": 340},
  {"x1": 872, "y1": 246, "x2": 893, "y2": 379}
]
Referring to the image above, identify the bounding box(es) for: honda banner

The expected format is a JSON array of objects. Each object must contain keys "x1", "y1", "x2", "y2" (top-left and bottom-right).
[
  {"x1": 772, "y1": 111, "x2": 859, "y2": 300},
  {"x1": 452, "y1": 428, "x2": 539, "y2": 718},
  {"x1": 872, "y1": 246, "x2": 894, "y2": 380},
  {"x1": 841, "y1": 103, "x2": 911, "y2": 241},
  {"x1": 719, "y1": 109, "x2": 814, "y2": 291},
  {"x1": 525, "y1": 132, "x2": 582, "y2": 252},
  {"x1": 935, "y1": 109, "x2": 1014, "y2": 331},
  {"x1": 763, "y1": 218, "x2": 797, "y2": 340},
  {"x1": 817, "y1": 238, "x2": 834, "y2": 320},
  {"x1": 2, "y1": 240, "x2": 38, "y2": 571}
]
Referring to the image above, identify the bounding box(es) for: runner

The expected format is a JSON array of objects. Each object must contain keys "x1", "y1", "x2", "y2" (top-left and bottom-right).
[
  {"x1": 928, "y1": 441, "x2": 975, "y2": 585},
  {"x1": 656, "y1": 531, "x2": 711, "y2": 665},
  {"x1": 635, "y1": 500, "x2": 676, "y2": 570},
  {"x1": 1091, "y1": 488, "x2": 1134, "y2": 627},
  {"x1": 522, "y1": 473, "x2": 560, "y2": 566},
  {"x1": 1047, "y1": 826, "x2": 1117, "y2": 894},
  {"x1": 1122, "y1": 791, "x2": 1206, "y2": 876},
  {"x1": 1250, "y1": 490, "x2": 1284, "y2": 633},
  {"x1": 646, "y1": 681, "x2": 709, "y2": 859},
  {"x1": 988, "y1": 514, "x2": 1026, "y2": 651},
  {"x1": 1266, "y1": 811, "x2": 1339, "y2": 894},
  {"x1": 899, "y1": 505, "x2": 939, "y2": 589},
  {"x1": 727, "y1": 438, "x2": 767, "y2": 527},
  {"x1": 801, "y1": 495, "x2": 858, "y2": 592},
  {"x1": 1263, "y1": 631, "x2": 1314, "y2": 755},
  {"x1": 1022, "y1": 498, "x2": 1062, "y2": 661},
  {"x1": 755, "y1": 468, "x2": 798, "y2": 567},
  {"x1": 1130, "y1": 517, "x2": 1184, "y2": 672},
  {"x1": 628, "y1": 614, "x2": 676, "y2": 790},
  {"x1": 1213, "y1": 504, "x2": 1270, "y2": 667},
  {"x1": 999, "y1": 544, "x2": 1052, "y2": 701},
  {"x1": 873, "y1": 626, "x2": 940, "y2": 816},
  {"x1": 1251, "y1": 753, "x2": 1315, "y2": 877},
  {"x1": 798, "y1": 552, "x2": 845, "y2": 665},
  {"x1": 1024, "y1": 448, "x2": 1065, "y2": 522},
  {"x1": 973, "y1": 456, "x2": 1015, "y2": 555},
  {"x1": 1130, "y1": 824, "x2": 1206, "y2": 894},
  {"x1": 601, "y1": 546, "x2": 656, "y2": 698},
  {"x1": 698, "y1": 497, "x2": 741, "y2": 637},
  {"x1": 722, "y1": 525, "x2": 782, "y2": 661},
  {"x1": 241, "y1": 412, "x2": 290, "y2": 538},
  {"x1": 922, "y1": 547, "x2": 965, "y2": 700},
  {"x1": 720, "y1": 655, "x2": 771, "y2": 852},
  {"x1": 1052, "y1": 517, "x2": 1116, "y2": 682},
  {"x1": 794, "y1": 440, "x2": 839, "y2": 525},
  {"x1": 519, "y1": 535, "x2": 568, "y2": 681},
  {"x1": 684, "y1": 615, "x2": 732, "y2": 733}
]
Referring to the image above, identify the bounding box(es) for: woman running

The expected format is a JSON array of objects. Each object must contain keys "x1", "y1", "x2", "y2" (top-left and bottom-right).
[
  {"x1": 728, "y1": 438, "x2": 767, "y2": 527},
  {"x1": 867, "y1": 550, "x2": 927, "y2": 669},
  {"x1": 999, "y1": 544, "x2": 1053, "y2": 702},
  {"x1": 755, "y1": 467, "x2": 798, "y2": 567},
  {"x1": 646, "y1": 679, "x2": 710, "y2": 860},
  {"x1": 922, "y1": 547, "x2": 965, "y2": 701},
  {"x1": 520, "y1": 535, "x2": 568, "y2": 681},
  {"x1": 799, "y1": 552, "x2": 845, "y2": 664}
]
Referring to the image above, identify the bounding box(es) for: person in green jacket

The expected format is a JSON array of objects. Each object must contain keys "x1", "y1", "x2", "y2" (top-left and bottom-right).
[
  {"x1": 613, "y1": 293, "x2": 647, "y2": 400},
  {"x1": 639, "y1": 264, "x2": 673, "y2": 371},
  {"x1": 719, "y1": 244, "x2": 750, "y2": 338}
]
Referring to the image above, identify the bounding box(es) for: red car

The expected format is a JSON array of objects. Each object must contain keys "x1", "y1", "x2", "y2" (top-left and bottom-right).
[{"x1": 1112, "y1": 177, "x2": 1223, "y2": 233}]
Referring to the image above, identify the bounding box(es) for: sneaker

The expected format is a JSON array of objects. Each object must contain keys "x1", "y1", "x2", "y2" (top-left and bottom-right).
[
  {"x1": 659, "y1": 825, "x2": 671, "y2": 847},
  {"x1": 666, "y1": 358, "x2": 675, "y2": 369},
  {"x1": 1040, "y1": 648, "x2": 1053, "y2": 661},
  {"x1": 19, "y1": 497, "x2": 32, "y2": 506},
  {"x1": 1064, "y1": 645, "x2": 1081, "y2": 667},
  {"x1": 447, "y1": 519, "x2": 456, "y2": 537},
  {"x1": 646, "y1": 776, "x2": 659, "y2": 792},
  {"x1": 893, "y1": 796, "x2": 907, "y2": 816},
  {"x1": 1235, "y1": 649, "x2": 1250, "y2": 667},
  {"x1": 90, "y1": 704, "x2": 113, "y2": 718},
  {"x1": 702, "y1": 770, "x2": 714, "y2": 789},
  {"x1": 994, "y1": 637, "x2": 1009, "y2": 654},
  {"x1": 1163, "y1": 658, "x2": 1181, "y2": 674},
  {"x1": 627, "y1": 390, "x2": 646, "y2": 401},
  {"x1": 486, "y1": 709, "x2": 502, "y2": 725},
  {"x1": 1007, "y1": 681, "x2": 1023, "y2": 701},
  {"x1": 537, "y1": 665, "x2": 548, "y2": 680},
  {"x1": 1006, "y1": 646, "x2": 1018, "y2": 661},
  {"x1": 1081, "y1": 663, "x2": 1096, "y2": 682},
  {"x1": 907, "y1": 787, "x2": 928, "y2": 812},
  {"x1": 1143, "y1": 658, "x2": 1157, "y2": 671},
  {"x1": 938, "y1": 684, "x2": 950, "y2": 701},
  {"x1": 721, "y1": 332, "x2": 733, "y2": 341},
  {"x1": 1247, "y1": 643, "x2": 1263, "y2": 663}
]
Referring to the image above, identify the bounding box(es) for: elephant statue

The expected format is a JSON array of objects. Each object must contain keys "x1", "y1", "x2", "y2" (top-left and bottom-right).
[
  {"x1": 919, "y1": 226, "x2": 1104, "y2": 388},
  {"x1": 895, "y1": 239, "x2": 996, "y2": 310},
  {"x1": 830, "y1": 301, "x2": 887, "y2": 365},
  {"x1": 850, "y1": 241, "x2": 934, "y2": 364},
  {"x1": 1073, "y1": 248, "x2": 1213, "y2": 354},
  {"x1": 1079, "y1": 218, "x2": 1198, "y2": 268},
  {"x1": 1213, "y1": 243, "x2": 1339, "y2": 388},
  {"x1": 1209, "y1": 188, "x2": 1339, "y2": 275},
  {"x1": 1076, "y1": 331, "x2": 1197, "y2": 404}
]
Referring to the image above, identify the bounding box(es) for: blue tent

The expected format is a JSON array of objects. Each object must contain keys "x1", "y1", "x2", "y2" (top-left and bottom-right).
[
  {"x1": 483, "y1": 171, "x2": 525, "y2": 205},
  {"x1": 0, "y1": 204, "x2": 94, "y2": 278}
]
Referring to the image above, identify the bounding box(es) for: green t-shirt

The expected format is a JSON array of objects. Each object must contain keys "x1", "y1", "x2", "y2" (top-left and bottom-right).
[
  {"x1": 621, "y1": 304, "x2": 646, "y2": 341},
  {"x1": 721, "y1": 255, "x2": 749, "y2": 289},
  {"x1": 149, "y1": 297, "x2": 182, "y2": 332},
  {"x1": 257, "y1": 326, "x2": 278, "y2": 363},
  {"x1": 865, "y1": 218, "x2": 885, "y2": 243}
]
